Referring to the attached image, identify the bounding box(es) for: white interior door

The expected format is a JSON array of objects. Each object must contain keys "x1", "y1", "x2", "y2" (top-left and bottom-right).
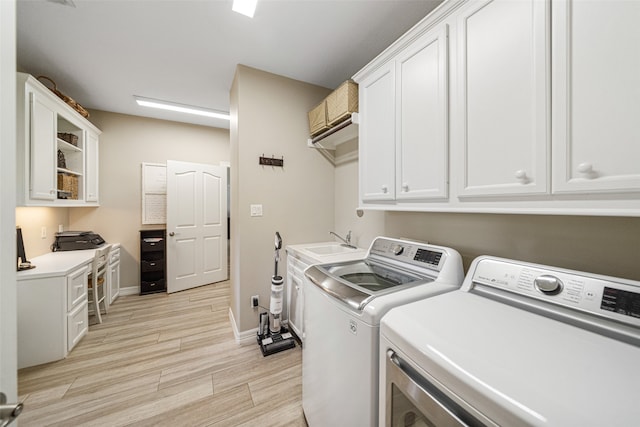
[{"x1": 166, "y1": 160, "x2": 228, "y2": 293}]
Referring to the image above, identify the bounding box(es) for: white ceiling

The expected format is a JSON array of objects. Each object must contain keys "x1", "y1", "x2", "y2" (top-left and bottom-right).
[{"x1": 17, "y1": 0, "x2": 443, "y2": 129}]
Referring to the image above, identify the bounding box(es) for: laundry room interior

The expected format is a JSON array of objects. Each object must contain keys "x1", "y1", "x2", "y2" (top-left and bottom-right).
[{"x1": 2, "y1": 0, "x2": 640, "y2": 425}]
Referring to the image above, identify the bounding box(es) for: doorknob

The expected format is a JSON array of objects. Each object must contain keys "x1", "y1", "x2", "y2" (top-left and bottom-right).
[
  {"x1": 0, "y1": 393, "x2": 23, "y2": 427},
  {"x1": 169, "y1": 232, "x2": 175, "y2": 236}
]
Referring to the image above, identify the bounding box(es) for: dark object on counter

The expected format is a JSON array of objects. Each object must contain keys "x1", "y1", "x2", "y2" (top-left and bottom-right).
[
  {"x1": 17, "y1": 226, "x2": 35, "y2": 271},
  {"x1": 52, "y1": 231, "x2": 105, "y2": 251},
  {"x1": 140, "y1": 229, "x2": 166, "y2": 295}
]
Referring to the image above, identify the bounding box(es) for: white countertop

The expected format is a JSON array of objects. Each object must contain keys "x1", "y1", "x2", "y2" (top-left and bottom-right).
[{"x1": 17, "y1": 243, "x2": 120, "y2": 280}]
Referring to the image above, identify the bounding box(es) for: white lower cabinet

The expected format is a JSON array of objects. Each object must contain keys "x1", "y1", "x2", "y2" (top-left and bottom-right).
[
  {"x1": 108, "y1": 245, "x2": 121, "y2": 305},
  {"x1": 551, "y1": 0, "x2": 640, "y2": 194},
  {"x1": 18, "y1": 264, "x2": 89, "y2": 369},
  {"x1": 286, "y1": 252, "x2": 311, "y2": 341}
]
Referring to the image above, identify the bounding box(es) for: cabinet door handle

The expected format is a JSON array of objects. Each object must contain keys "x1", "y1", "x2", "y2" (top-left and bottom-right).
[
  {"x1": 578, "y1": 162, "x2": 593, "y2": 174},
  {"x1": 381, "y1": 185, "x2": 388, "y2": 193},
  {"x1": 515, "y1": 170, "x2": 527, "y2": 180},
  {"x1": 402, "y1": 183, "x2": 409, "y2": 192}
]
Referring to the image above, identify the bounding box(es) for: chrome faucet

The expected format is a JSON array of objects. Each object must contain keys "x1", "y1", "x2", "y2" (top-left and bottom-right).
[{"x1": 329, "y1": 230, "x2": 357, "y2": 249}]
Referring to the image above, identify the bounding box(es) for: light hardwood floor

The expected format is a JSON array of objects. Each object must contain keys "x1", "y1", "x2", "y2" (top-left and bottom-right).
[{"x1": 18, "y1": 281, "x2": 306, "y2": 426}]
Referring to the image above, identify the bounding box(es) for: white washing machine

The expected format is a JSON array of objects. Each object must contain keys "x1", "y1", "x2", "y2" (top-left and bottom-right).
[
  {"x1": 380, "y1": 256, "x2": 640, "y2": 426},
  {"x1": 302, "y1": 237, "x2": 464, "y2": 427}
]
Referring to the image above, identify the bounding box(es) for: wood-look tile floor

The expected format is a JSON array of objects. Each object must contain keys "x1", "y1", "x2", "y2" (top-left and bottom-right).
[{"x1": 18, "y1": 281, "x2": 306, "y2": 427}]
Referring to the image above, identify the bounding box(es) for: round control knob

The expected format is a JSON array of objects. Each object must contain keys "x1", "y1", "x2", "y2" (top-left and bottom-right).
[
  {"x1": 534, "y1": 275, "x2": 563, "y2": 295},
  {"x1": 391, "y1": 244, "x2": 404, "y2": 256}
]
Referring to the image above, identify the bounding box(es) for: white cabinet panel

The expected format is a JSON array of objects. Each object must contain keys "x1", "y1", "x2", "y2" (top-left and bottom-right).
[
  {"x1": 457, "y1": 0, "x2": 549, "y2": 197},
  {"x1": 85, "y1": 130, "x2": 99, "y2": 202},
  {"x1": 396, "y1": 25, "x2": 449, "y2": 200},
  {"x1": 29, "y1": 91, "x2": 57, "y2": 201},
  {"x1": 359, "y1": 62, "x2": 396, "y2": 202},
  {"x1": 552, "y1": 0, "x2": 640, "y2": 193}
]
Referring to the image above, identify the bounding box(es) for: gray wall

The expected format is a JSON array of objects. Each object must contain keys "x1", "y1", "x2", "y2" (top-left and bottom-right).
[
  {"x1": 69, "y1": 111, "x2": 230, "y2": 290},
  {"x1": 333, "y1": 151, "x2": 640, "y2": 281},
  {"x1": 230, "y1": 65, "x2": 334, "y2": 333}
]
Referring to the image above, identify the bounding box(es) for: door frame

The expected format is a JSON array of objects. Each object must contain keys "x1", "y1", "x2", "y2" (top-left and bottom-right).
[{"x1": 1, "y1": 0, "x2": 18, "y2": 406}]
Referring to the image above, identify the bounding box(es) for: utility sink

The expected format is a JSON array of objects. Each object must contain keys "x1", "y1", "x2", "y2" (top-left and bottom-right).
[{"x1": 306, "y1": 245, "x2": 358, "y2": 255}]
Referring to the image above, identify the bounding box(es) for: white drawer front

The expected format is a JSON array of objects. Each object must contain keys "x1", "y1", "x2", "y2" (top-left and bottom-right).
[
  {"x1": 67, "y1": 265, "x2": 88, "y2": 309},
  {"x1": 110, "y1": 247, "x2": 121, "y2": 263},
  {"x1": 67, "y1": 300, "x2": 88, "y2": 351}
]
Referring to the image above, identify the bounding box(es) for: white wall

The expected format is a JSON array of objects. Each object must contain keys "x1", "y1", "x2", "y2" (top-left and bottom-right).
[
  {"x1": 69, "y1": 111, "x2": 230, "y2": 291},
  {"x1": 333, "y1": 141, "x2": 384, "y2": 249},
  {"x1": 230, "y1": 65, "x2": 334, "y2": 334},
  {"x1": 16, "y1": 207, "x2": 69, "y2": 256}
]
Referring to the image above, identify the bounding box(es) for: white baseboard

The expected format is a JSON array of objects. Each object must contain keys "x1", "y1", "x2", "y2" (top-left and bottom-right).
[
  {"x1": 119, "y1": 286, "x2": 139, "y2": 296},
  {"x1": 228, "y1": 307, "x2": 258, "y2": 345}
]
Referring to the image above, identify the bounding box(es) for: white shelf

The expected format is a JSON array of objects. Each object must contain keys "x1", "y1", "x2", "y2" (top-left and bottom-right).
[{"x1": 308, "y1": 113, "x2": 359, "y2": 150}]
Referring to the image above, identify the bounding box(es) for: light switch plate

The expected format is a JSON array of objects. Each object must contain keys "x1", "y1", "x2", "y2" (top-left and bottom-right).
[{"x1": 250, "y1": 204, "x2": 263, "y2": 217}]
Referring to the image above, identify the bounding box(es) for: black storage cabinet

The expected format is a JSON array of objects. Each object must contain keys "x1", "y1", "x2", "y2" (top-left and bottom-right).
[{"x1": 140, "y1": 229, "x2": 166, "y2": 295}]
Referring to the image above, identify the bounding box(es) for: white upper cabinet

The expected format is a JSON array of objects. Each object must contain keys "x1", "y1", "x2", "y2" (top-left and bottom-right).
[
  {"x1": 29, "y1": 90, "x2": 58, "y2": 201},
  {"x1": 353, "y1": 0, "x2": 639, "y2": 215},
  {"x1": 552, "y1": 0, "x2": 640, "y2": 194},
  {"x1": 396, "y1": 25, "x2": 449, "y2": 201},
  {"x1": 358, "y1": 22, "x2": 450, "y2": 204},
  {"x1": 17, "y1": 73, "x2": 101, "y2": 207},
  {"x1": 456, "y1": 0, "x2": 550, "y2": 197},
  {"x1": 359, "y1": 62, "x2": 396, "y2": 202},
  {"x1": 85, "y1": 130, "x2": 99, "y2": 203}
]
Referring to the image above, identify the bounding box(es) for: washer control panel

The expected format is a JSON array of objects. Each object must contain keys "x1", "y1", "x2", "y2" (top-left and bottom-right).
[
  {"x1": 469, "y1": 258, "x2": 640, "y2": 327},
  {"x1": 369, "y1": 237, "x2": 444, "y2": 271}
]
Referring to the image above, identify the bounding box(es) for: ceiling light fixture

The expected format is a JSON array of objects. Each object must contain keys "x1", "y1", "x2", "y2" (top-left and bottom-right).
[
  {"x1": 134, "y1": 96, "x2": 230, "y2": 120},
  {"x1": 232, "y1": 0, "x2": 257, "y2": 18}
]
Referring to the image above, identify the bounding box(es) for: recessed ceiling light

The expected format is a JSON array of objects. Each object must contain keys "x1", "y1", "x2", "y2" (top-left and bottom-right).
[
  {"x1": 232, "y1": 0, "x2": 257, "y2": 18},
  {"x1": 134, "y1": 96, "x2": 230, "y2": 120}
]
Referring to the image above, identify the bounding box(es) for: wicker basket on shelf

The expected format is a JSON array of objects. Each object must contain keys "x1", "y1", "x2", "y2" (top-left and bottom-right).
[
  {"x1": 37, "y1": 76, "x2": 90, "y2": 118},
  {"x1": 57, "y1": 132, "x2": 78, "y2": 146},
  {"x1": 57, "y1": 173, "x2": 78, "y2": 200}
]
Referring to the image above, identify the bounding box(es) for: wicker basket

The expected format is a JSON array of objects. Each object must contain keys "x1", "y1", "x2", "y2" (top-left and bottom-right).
[
  {"x1": 58, "y1": 132, "x2": 79, "y2": 146},
  {"x1": 57, "y1": 173, "x2": 78, "y2": 200},
  {"x1": 37, "y1": 76, "x2": 90, "y2": 119},
  {"x1": 308, "y1": 100, "x2": 329, "y2": 136},
  {"x1": 327, "y1": 80, "x2": 358, "y2": 126}
]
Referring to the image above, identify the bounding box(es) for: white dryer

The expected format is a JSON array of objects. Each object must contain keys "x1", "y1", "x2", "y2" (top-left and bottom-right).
[
  {"x1": 380, "y1": 256, "x2": 640, "y2": 426},
  {"x1": 302, "y1": 237, "x2": 464, "y2": 427}
]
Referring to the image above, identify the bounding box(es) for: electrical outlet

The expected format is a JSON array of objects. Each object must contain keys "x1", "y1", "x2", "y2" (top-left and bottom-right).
[
  {"x1": 41, "y1": 226, "x2": 47, "y2": 239},
  {"x1": 251, "y1": 295, "x2": 259, "y2": 308}
]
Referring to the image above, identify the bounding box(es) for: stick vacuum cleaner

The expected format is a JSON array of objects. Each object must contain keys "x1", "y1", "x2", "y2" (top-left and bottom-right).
[{"x1": 257, "y1": 231, "x2": 296, "y2": 356}]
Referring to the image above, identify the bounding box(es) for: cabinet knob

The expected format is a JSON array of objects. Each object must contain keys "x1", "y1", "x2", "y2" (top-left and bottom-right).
[
  {"x1": 50, "y1": 189, "x2": 55, "y2": 195},
  {"x1": 169, "y1": 232, "x2": 175, "y2": 237},
  {"x1": 515, "y1": 170, "x2": 527, "y2": 180},
  {"x1": 381, "y1": 185, "x2": 388, "y2": 194},
  {"x1": 402, "y1": 183, "x2": 409, "y2": 192},
  {"x1": 577, "y1": 162, "x2": 593, "y2": 174}
]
